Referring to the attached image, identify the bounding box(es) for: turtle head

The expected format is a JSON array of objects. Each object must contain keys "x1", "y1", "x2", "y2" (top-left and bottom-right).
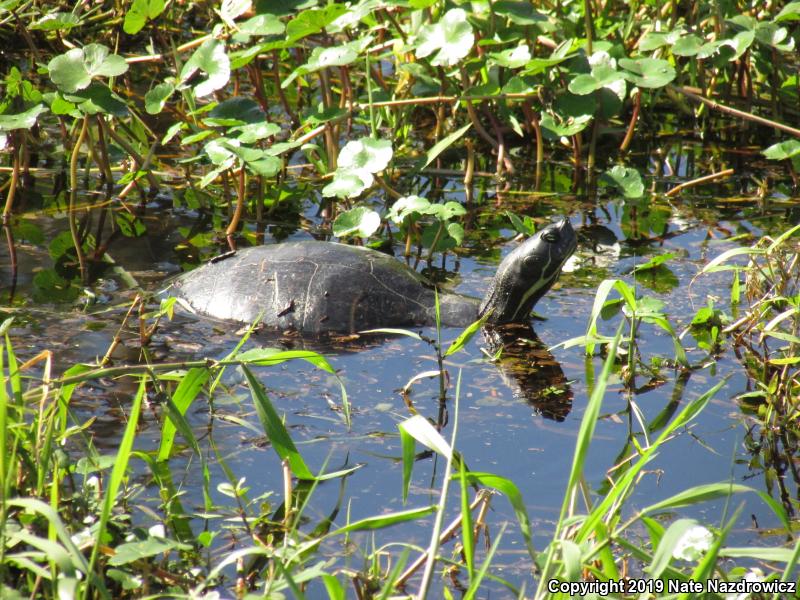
[{"x1": 479, "y1": 218, "x2": 577, "y2": 325}]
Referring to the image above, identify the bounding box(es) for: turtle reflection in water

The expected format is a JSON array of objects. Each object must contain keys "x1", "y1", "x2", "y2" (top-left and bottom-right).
[{"x1": 170, "y1": 218, "x2": 578, "y2": 419}]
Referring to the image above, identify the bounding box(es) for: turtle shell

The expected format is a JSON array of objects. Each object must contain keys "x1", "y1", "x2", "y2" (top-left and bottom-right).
[{"x1": 170, "y1": 241, "x2": 464, "y2": 334}]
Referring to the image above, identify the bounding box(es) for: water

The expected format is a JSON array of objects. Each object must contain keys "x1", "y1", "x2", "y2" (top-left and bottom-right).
[{"x1": 2, "y1": 150, "x2": 797, "y2": 593}]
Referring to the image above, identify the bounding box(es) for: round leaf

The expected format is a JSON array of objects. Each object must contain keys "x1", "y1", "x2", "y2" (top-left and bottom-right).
[
  {"x1": 416, "y1": 8, "x2": 474, "y2": 67},
  {"x1": 600, "y1": 165, "x2": 644, "y2": 198},
  {"x1": 338, "y1": 138, "x2": 393, "y2": 174},
  {"x1": 333, "y1": 206, "x2": 381, "y2": 238},
  {"x1": 322, "y1": 170, "x2": 372, "y2": 198},
  {"x1": 619, "y1": 58, "x2": 675, "y2": 89},
  {"x1": 180, "y1": 39, "x2": 231, "y2": 98},
  {"x1": 388, "y1": 195, "x2": 431, "y2": 223},
  {"x1": 47, "y1": 44, "x2": 129, "y2": 93}
]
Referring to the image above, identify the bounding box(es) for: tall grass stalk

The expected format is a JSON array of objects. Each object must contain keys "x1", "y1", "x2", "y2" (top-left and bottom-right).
[{"x1": 416, "y1": 370, "x2": 461, "y2": 598}]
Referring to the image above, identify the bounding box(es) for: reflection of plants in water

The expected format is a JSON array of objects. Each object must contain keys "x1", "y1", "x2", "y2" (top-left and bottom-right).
[
  {"x1": 3, "y1": 0, "x2": 800, "y2": 305},
  {"x1": 742, "y1": 423, "x2": 800, "y2": 518}
]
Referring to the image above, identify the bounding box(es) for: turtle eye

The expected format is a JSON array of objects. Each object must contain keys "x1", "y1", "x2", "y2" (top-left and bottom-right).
[{"x1": 542, "y1": 230, "x2": 559, "y2": 243}]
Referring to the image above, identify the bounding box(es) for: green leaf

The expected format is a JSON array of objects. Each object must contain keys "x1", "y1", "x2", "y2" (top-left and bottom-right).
[
  {"x1": 426, "y1": 201, "x2": 466, "y2": 221},
  {"x1": 331, "y1": 506, "x2": 437, "y2": 534},
  {"x1": 157, "y1": 368, "x2": 208, "y2": 461},
  {"x1": 30, "y1": 12, "x2": 80, "y2": 31},
  {"x1": 322, "y1": 170, "x2": 371, "y2": 198},
  {"x1": 463, "y1": 472, "x2": 536, "y2": 559},
  {"x1": 539, "y1": 112, "x2": 592, "y2": 137},
  {"x1": 123, "y1": 0, "x2": 165, "y2": 34},
  {"x1": 180, "y1": 39, "x2": 230, "y2": 98},
  {"x1": 48, "y1": 44, "x2": 129, "y2": 93},
  {"x1": 568, "y1": 64, "x2": 625, "y2": 95},
  {"x1": 204, "y1": 97, "x2": 265, "y2": 126},
  {"x1": 646, "y1": 519, "x2": 702, "y2": 577},
  {"x1": 338, "y1": 137, "x2": 393, "y2": 173},
  {"x1": 599, "y1": 165, "x2": 644, "y2": 198},
  {"x1": 387, "y1": 195, "x2": 431, "y2": 224},
  {"x1": 672, "y1": 34, "x2": 704, "y2": 56},
  {"x1": 630, "y1": 252, "x2": 675, "y2": 273},
  {"x1": 488, "y1": 44, "x2": 532, "y2": 69},
  {"x1": 641, "y1": 482, "x2": 790, "y2": 531},
  {"x1": 233, "y1": 121, "x2": 281, "y2": 143},
  {"x1": 399, "y1": 415, "x2": 452, "y2": 459},
  {"x1": 64, "y1": 84, "x2": 128, "y2": 116},
  {"x1": 144, "y1": 82, "x2": 174, "y2": 114},
  {"x1": 332, "y1": 206, "x2": 381, "y2": 238},
  {"x1": 415, "y1": 8, "x2": 474, "y2": 67},
  {"x1": 775, "y1": 1, "x2": 800, "y2": 22},
  {"x1": 418, "y1": 122, "x2": 471, "y2": 170},
  {"x1": 109, "y1": 536, "x2": 189, "y2": 566},
  {"x1": 239, "y1": 14, "x2": 285, "y2": 36},
  {"x1": 763, "y1": 139, "x2": 800, "y2": 160},
  {"x1": 0, "y1": 104, "x2": 47, "y2": 131},
  {"x1": 444, "y1": 312, "x2": 490, "y2": 357},
  {"x1": 242, "y1": 365, "x2": 316, "y2": 480},
  {"x1": 400, "y1": 425, "x2": 415, "y2": 504},
  {"x1": 493, "y1": 1, "x2": 547, "y2": 24},
  {"x1": 282, "y1": 44, "x2": 360, "y2": 89},
  {"x1": 446, "y1": 221, "x2": 464, "y2": 245},
  {"x1": 285, "y1": 5, "x2": 348, "y2": 42},
  {"x1": 619, "y1": 57, "x2": 675, "y2": 88},
  {"x1": 219, "y1": 0, "x2": 251, "y2": 25}
]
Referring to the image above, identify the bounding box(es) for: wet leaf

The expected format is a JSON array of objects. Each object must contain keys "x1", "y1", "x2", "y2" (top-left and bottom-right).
[{"x1": 332, "y1": 206, "x2": 381, "y2": 238}]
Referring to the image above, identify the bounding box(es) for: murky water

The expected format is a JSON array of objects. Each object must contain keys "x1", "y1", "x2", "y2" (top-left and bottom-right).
[{"x1": 2, "y1": 148, "x2": 797, "y2": 592}]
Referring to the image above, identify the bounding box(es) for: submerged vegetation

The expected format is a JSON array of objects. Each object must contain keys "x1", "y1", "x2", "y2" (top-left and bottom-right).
[{"x1": 0, "y1": 0, "x2": 799, "y2": 598}]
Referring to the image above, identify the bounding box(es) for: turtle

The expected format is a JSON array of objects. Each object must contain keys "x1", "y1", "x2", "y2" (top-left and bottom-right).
[{"x1": 168, "y1": 218, "x2": 577, "y2": 334}]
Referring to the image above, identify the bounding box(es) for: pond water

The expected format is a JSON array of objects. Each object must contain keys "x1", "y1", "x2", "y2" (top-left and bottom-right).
[{"x1": 3, "y1": 142, "x2": 797, "y2": 594}]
